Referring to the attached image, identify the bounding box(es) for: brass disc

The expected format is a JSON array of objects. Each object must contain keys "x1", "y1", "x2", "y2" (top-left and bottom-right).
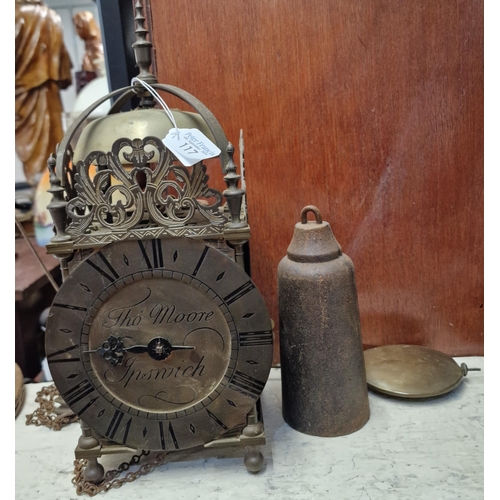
[
  {"x1": 15, "y1": 363, "x2": 25, "y2": 418},
  {"x1": 364, "y1": 344, "x2": 465, "y2": 398}
]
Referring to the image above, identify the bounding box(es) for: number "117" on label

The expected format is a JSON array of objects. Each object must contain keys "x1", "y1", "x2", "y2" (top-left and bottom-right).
[{"x1": 163, "y1": 128, "x2": 221, "y2": 167}]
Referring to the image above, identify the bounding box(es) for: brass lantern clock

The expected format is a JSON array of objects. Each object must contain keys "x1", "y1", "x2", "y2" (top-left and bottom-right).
[{"x1": 44, "y1": 2, "x2": 273, "y2": 482}]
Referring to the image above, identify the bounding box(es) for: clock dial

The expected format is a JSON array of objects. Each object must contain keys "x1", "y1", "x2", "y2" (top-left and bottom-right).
[
  {"x1": 46, "y1": 237, "x2": 273, "y2": 451},
  {"x1": 87, "y1": 275, "x2": 233, "y2": 414}
]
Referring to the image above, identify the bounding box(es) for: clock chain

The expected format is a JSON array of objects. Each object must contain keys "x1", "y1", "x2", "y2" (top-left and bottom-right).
[
  {"x1": 25, "y1": 384, "x2": 173, "y2": 496},
  {"x1": 72, "y1": 450, "x2": 171, "y2": 497},
  {"x1": 25, "y1": 383, "x2": 78, "y2": 430}
]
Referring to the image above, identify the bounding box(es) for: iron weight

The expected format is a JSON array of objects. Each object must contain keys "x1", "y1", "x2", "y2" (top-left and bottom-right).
[{"x1": 278, "y1": 206, "x2": 370, "y2": 437}]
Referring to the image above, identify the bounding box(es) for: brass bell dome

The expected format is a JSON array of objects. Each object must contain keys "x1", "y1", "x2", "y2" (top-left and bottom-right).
[{"x1": 73, "y1": 108, "x2": 216, "y2": 164}]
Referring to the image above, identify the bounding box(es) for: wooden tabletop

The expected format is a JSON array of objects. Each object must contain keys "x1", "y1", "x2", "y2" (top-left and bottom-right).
[{"x1": 15, "y1": 236, "x2": 60, "y2": 301}]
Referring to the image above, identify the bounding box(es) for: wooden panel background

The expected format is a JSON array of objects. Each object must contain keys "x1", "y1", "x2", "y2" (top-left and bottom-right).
[{"x1": 146, "y1": 0, "x2": 483, "y2": 362}]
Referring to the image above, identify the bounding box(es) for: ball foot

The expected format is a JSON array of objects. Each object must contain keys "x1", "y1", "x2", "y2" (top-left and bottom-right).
[
  {"x1": 83, "y1": 457, "x2": 105, "y2": 484},
  {"x1": 244, "y1": 446, "x2": 264, "y2": 473}
]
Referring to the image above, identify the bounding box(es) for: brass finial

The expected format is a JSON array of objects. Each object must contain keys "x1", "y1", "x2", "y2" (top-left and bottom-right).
[
  {"x1": 46, "y1": 154, "x2": 71, "y2": 242},
  {"x1": 223, "y1": 143, "x2": 246, "y2": 228},
  {"x1": 132, "y1": 0, "x2": 157, "y2": 91}
]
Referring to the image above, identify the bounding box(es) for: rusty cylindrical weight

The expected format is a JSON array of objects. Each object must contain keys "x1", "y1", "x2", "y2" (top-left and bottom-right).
[{"x1": 278, "y1": 205, "x2": 370, "y2": 437}]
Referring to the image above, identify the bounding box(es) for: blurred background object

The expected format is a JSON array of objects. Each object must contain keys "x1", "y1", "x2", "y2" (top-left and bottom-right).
[
  {"x1": 73, "y1": 10, "x2": 104, "y2": 93},
  {"x1": 15, "y1": 0, "x2": 73, "y2": 187},
  {"x1": 14, "y1": 0, "x2": 104, "y2": 185}
]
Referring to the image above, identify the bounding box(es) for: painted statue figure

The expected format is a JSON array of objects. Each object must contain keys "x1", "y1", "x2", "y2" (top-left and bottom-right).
[
  {"x1": 73, "y1": 11, "x2": 104, "y2": 74},
  {"x1": 15, "y1": 0, "x2": 72, "y2": 185}
]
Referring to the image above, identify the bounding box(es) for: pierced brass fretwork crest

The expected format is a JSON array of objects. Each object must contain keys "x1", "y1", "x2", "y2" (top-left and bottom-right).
[{"x1": 66, "y1": 136, "x2": 226, "y2": 239}]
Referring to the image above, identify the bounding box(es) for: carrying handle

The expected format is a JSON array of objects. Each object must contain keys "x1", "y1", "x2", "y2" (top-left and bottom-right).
[{"x1": 301, "y1": 205, "x2": 323, "y2": 224}]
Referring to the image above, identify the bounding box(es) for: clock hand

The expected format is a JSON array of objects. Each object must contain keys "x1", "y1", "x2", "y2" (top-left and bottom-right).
[
  {"x1": 83, "y1": 343, "x2": 193, "y2": 354},
  {"x1": 125, "y1": 344, "x2": 194, "y2": 354},
  {"x1": 83, "y1": 334, "x2": 194, "y2": 366}
]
